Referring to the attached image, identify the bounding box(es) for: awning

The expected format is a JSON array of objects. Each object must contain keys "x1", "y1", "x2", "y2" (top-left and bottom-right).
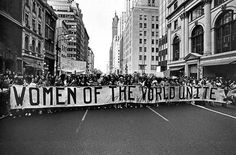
[
  {"x1": 169, "y1": 67, "x2": 184, "y2": 71},
  {"x1": 201, "y1": 58, "x2": 236, "y2": 66},
  {"x1": 23, "y1": 59, "x2": 43, "y2": 70}
]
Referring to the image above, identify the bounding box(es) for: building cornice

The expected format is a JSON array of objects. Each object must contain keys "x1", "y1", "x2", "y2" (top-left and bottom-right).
[
  {"x1": 0, "y1": 10, "x2": 23, "y2": 28},
  {"x1": 166, "y1": 0, "x2": 193, "y2": 20}
]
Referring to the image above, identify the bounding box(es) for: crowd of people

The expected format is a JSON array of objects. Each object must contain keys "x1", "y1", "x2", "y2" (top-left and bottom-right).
[
  {"x1": 1, "y1": 69, "x2": 236, "y2": 118},
  {"x1": 1, "y1": 69, "x2": 236, "y2": 91}
]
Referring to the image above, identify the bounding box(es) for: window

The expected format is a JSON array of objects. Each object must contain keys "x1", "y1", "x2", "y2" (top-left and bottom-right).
[
  {"x1": 25, "y1": 36, "x2": 29, "y2": 50},
  {"x1": 38, "y1": 24, "x2": 41, "y2": 35},
  {"x1": 152, "y1": 47, "x2": 154, "y2": 52},
  {"x1": 144, "y1": 47, "x2": 147, "y2": 52},
  {"x1": 38, "y1": 7, "x2": 42, "y2": 18},
  {"x1": 32, "y1": 19, "x2": 36, "y2": 32},
  {"x1": 152, "y1": 56, "x2": 154, "y2": 61},
  {"x1": 144, "y1": 23, "x2": 147, "y2": 28},
  {"x1": 139, "y1": 55, "x2": 142, "y2": 60},
  {"x1": 139, "y1": 23, "x2": 142, "y2": 28},
  {"x1": 191, "y1": 25, "x2": 204, "y2": 54},
  {"x1": 139, "y1": 15, "x2": 142, "y2": 20},
  {"x1": 25, "y1": 13, "x2": 29, "y2": 28},
  {"x1": 156, "y1": 56, "x2": 158, "y2": 61},
  {"x1": 152, "y1": 16, "x2": 154, "y2": 21},
  {"x1": 144, "y1": 39, "x2": 147, "y2": 44},
  {"x1": 139, "y1": 47, "x2": 142, "y2": 52},
  {"x1": 144, "y1": 55, "x2": 146, "y2": 60},
  {"x1": 139, "y1": 65, "x2": 145, "y2": 70},
  {"x1": 152, "y1": 39, "x2": 154, "y2": 44},
  {"x1": 139, "y1": 39, "x2": 142, "y2": 44},
  {"x1": 174, "y1": 20, "x2": 178, "y2": 30},
  {"x1": 33, "y1": 1, "x2": 36, "y2": 13},
  {"x1": 173, "y1": 36, "x2": 180, "y2": 61},
  {"x1": 156, "y1": 32, "x2": 158, "y2": 37},
  {"x1": 152, "y1": 0, "x2": 155, "y2": 6},
  {"x1": 156, "y1": 24, "x2": 159, "y2": 29},
  {"x1": 156, "y1": 40, "x2": 158, "y2": 45},
  {"x1": 144, "y1": 15, "x2": 147, "y2": 20},
  {"x1": 215, "y1": 10, "x2": 236, "y2": 53},
  {"x1": 215, "y1": 0, "x2": 228, "y2": 7},
  {"x1": 151, "y1": 65, "x2": 157, "y2": 70},
  {"x1": 152, "y1": 31, "x2": 154, "y2": 36},
  {"x1": 190, "y1": 5, "x2": 204, "y2": 21},
  {"x1": 38, "y1": 42, "x2": 41, "y2": 53},
  {"x1": 152, "y1": 24, "x2": 155, "y2": 29},
  {"x1": 156, "y1": 48, "x2": 158, "y2": 52},
  {"x1": 148, "y1": 0, "x2": 151, "y2": 6},
  {"x1": 156, "y1": 16, "x2": 158, "y2": 21},
  {"x1": 174, "y1": 1, "x2": 178, "y2": 10},
  {"x1": 144, "y1": 31, "x2": 147, "y2": 36},
  {"x1": 32, "y1": 39, "x2": 36, "y2": 52}
]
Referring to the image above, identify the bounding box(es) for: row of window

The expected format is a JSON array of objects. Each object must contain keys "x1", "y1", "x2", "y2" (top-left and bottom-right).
[
  {"x1": 139, "y1": 47, "x2": 158, "y2": 53},
  {"x1": 139, "y1": 15, "x2": 158, "y2": 21},
  {"x1": 139, "y1": 55, "x2": 159, "y2": 61},
  {"x1": 139, "y1": 38, "x2": 158, "y2": 44},
  {"x1": 139, "y1": 23, "x2": 159, "y2": 29},
  {"x1": 25, "y1": 0, "x2": 42, "y2": 18},
  {"x1": 24, "y1": 36, "x2": 41, "y2": 54},
  {"x1": 172, "y1": 10, "x2": 236, "y2": 61},
  {"x1": 25, "y1": 13, "x2": 42, "y2": 35}
]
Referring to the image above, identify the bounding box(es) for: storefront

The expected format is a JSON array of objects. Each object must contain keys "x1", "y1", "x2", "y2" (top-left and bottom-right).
[
  {"x1": 23, "y1": 57, "x2": 44, "y2": 75},
  {"x1": 201, "y1": 57, "x2": 236, "y2": 80}
]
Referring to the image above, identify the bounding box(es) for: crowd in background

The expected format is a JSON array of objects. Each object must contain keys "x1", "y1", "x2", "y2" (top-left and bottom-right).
[{"x1": 1, "y1": 69, "x2": 236, "y2": 92}]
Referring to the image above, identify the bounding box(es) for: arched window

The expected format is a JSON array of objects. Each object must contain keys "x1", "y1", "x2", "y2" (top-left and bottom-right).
[
  {"x1": 25, "y1": 36, "x2": 29, "y2": 50},
  {"x1": 215, "y1": 10, "x2": 236, "y2": 53},
  {"x1": 173, "y1": 36, "x2": 180, "y2": 61},
  {"x1": 191, "y1": 25, "x2": 204, "y2": 54}
]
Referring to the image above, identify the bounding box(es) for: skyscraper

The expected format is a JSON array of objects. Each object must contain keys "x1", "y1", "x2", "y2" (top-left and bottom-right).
[{"x1": 123, "y1": 0, "x2": 159, "y2": 74}]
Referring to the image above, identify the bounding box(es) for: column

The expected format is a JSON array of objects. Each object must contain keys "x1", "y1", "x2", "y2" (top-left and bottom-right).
[
  {"x1": 167, "y1": 23, "x2": 172, "y2": 63},
  {"x1": 180, "y1": 13, "x2": 185, "y2": 59},
  {"x1": 211, "y1": 28, "x2": 215, "y2": 54},
  {"x1": 203, "y1": 0, "x2": 212, "y2": 55},
  {"x1": 184, "y1": 13, "x2": 189, "y2": 56}
]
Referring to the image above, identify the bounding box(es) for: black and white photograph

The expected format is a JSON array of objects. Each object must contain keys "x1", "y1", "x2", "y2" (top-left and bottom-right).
[{"x1": 0, "y1": 0, "x2": 236, "y2": 154}]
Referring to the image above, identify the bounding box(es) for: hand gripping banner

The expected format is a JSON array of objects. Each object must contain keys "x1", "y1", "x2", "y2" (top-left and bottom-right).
[{"x1": 10, "y1": 85, "x2": 227, "y2": 109}]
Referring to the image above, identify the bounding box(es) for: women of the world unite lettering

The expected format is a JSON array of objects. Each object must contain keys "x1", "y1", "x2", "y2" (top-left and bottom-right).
[{"x1": 10, "y1": 85, "x2": 221, "y2": 109}]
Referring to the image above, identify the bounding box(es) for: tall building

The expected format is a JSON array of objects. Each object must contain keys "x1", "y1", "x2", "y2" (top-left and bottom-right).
[
  {"x1": 123, "y1": 0, "x2": 159, "y2": 74},
  {"x1": 109, "y1": 13, "x2": 119, "y2": 73},
  {"x1": 0, "y1": 0, "x2": 58, "y2": 75},
  {"x1": 47, "y1": 0, "x2": 89, "y2": 63},
  {"x1": 166, "y1": 0, "x2": 236, "y2": 79},
  {"x1": 0, "y1": 0, "x2": 23, "y2": 74},
  {"x1": 158, "y1": 0, "x2": 168, "y2": 72},
  {"x1": 55, "y1": 19, "x2": 68, "y2": 75},
  {"x1": 44, "y1": 3, "x2": 57, "y2": 75}
]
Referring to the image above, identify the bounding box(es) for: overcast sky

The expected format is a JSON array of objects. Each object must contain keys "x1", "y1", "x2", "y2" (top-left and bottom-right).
[{"x1": 76, "y1": 0, "x2": 125, "y2": 73}]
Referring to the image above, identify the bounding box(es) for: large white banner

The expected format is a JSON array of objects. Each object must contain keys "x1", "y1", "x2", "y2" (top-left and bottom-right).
[
  {"x1": 61, "y1": 57, "x2": 86, "y2": 73},
  {"x1": 10, "y1": 85, "x2": 227, "y2": 109}
]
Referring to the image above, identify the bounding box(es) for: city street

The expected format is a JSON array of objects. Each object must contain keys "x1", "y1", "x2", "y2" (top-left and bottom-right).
[{"x1": 1, "y1": 104, "x2": 236, "y2": 155}]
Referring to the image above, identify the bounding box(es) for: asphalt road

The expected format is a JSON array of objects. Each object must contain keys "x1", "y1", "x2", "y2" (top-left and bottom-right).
[{"x1": 0, "y1": 104, "x2": 236, "y2": 155}]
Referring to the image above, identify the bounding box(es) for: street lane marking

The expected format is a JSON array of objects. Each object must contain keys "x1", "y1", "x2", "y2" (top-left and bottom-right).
[
  {"x1": 147, "y1": 106, "x2": 169, "y2": 122},
  {"x1": 82, "y1": 109, "x2": 88, "y2": 122},
  {"x1": 76, "y1": 109, "x2": 88, "y2": 133},
  {"x1": 193, "y1": 105, "x2": 236, "y2": 120}
]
